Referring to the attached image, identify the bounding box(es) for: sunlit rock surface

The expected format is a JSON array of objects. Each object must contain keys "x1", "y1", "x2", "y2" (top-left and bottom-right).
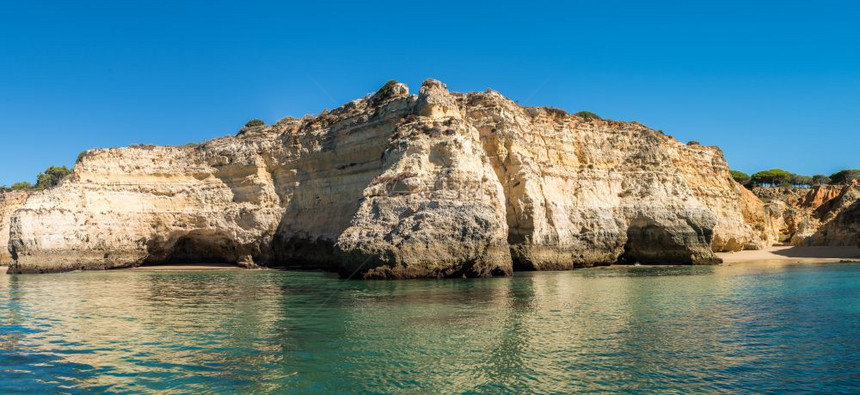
[
  {"x1": 5, "y1": 80, "x2": 778, "y2": 277},
  {"x1": 755, "y1": 184, "x2": 860, "y2": 246},
  {"x1": 0, "y1": 191, "x2": 29, "y2": 265}
]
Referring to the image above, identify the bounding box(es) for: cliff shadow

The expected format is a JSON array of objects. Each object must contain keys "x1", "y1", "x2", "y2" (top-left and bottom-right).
[
  {"x1": 620, "y1": 220, "x2": 679, "y2": 264},
  {"x1": 770, "y1": 245, "x2": 860, "y2": 259},
  {"x1": 269, "y1": 110, "x2": 406, "y2": 271},
  {"x1": 143, "y1": 230, "x2": 243, "y2": 266},
  {"x1": 809, "y1": 199, "x2": 860, "y2": 247},
  {"x1": 620, "y1": 214, "x2": 719, "y2": 265}
]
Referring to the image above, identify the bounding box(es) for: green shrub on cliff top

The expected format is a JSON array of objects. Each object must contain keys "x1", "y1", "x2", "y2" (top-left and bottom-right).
[
  {"x1": 76, "y1": 150, "x2": 90, "y2": 164},
  {"x1": 35, "y1": 166, "x2": 72, "y2": 190},
  {"x1": 4, "y1": 166, "x2": 73, "y2": 192},
  {"x1": 574, "y1": 111, "x2": 601, "y2": 120},
  {"x1": 10, "y1": 181, "x2": 33, "y2": 191},
  {"x1": 244, "y1": 119, "x2": 265, "y2": 128}
]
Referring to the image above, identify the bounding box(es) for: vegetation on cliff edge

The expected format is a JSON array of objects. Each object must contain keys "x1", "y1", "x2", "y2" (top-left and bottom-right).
[
  {"x1": 830, "y1": 169, "x2": 860, "y2": 185},
  {"x1": 244, "y1": 119, "x2": 265, "y2": 128},
  {"x1": 730, "y1": 168, "x2": 859, "y2": 189},
  {"x1": 573, "y1": 111, "x2": 601, "y2": 120},
  {"x1": 1, "y1": 166, "x2": 72, "y2": 192},
  {"x1": 730, "y1": 170, "x2": 751, "y2": 185}
]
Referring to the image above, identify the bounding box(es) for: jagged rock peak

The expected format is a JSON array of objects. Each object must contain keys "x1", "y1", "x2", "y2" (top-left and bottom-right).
[
  {"x1": 416, "y1": 79, "x2": 459, "y2": 118},
  {"x1": 419, "y1": 78, "x2": 449, "y2": 95},
  {"x1": 371, "y1": 80, "x2": 410, "y2": 103}
]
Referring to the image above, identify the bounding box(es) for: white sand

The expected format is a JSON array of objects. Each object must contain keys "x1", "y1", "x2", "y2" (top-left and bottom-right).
[{"x1": 717, "y1": 245, "x2": 860, "y2": 264}]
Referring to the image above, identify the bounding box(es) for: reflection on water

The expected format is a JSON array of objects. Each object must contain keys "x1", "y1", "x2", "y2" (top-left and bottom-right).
[{"x1": 1, "y1": 263, "x2": 858, "y2": 393}]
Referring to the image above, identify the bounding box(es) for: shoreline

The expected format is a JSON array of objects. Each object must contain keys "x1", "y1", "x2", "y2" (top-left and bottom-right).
[
  {"x1": 1, "y1": 263, "x2": 249, "y2": 275},
  {"x1": 4, "y1": 246, "x2": 859, "y2": 276},
  {"x1": 124, "y1": 263, "x2": 247, "y2": 272},
  {"x1": 123, "y1": 246, "x2": 860, "y2": 270},
  {"x1": 717, "y1": 246, "x2": 860, "y2": 264}
]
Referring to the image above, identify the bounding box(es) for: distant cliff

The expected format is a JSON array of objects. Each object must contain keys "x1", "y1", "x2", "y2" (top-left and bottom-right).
[
  {"x1": 4, "y1": 80, "x2": 774, "y2": 277},
  {"x1": 755, "y1": 184, "x2": 860, "y2": 246}
]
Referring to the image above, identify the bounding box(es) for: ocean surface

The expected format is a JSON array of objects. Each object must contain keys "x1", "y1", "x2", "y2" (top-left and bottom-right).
[{"x1": 1, "y1": 262, "x2": 858, "y2": 393}]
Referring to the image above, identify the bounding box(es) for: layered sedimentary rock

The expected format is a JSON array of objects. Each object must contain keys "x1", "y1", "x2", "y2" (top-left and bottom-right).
[
  {"x1": 755, "y1": 184, "x2": 860, "y2": 246},
  {"x1": 459, "y1": 91, "x2": 759, "y2": 269},
  {"x1": 0, "y1": 191, "x2": 29, "y2": 265},
  {"x1": 669, "y1": 146, "x2": 772, "y2": 252},
  {"x1": 6, "y1": 80, "x2": 771, "y2": 277}
]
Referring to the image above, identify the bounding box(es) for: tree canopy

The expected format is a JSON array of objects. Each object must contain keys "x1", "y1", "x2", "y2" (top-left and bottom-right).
[
  {"x1": 829, "y1": 169, "x2": 860, "y2": 185},
  {"x1": 812, "y1": 174, "x2": 831, "y2": 186},
  {"x1": 789, "y1": 174, "x2": 813, "y2": 187},
  {"x1": 1, "y1": 166, "x2": 73, "y2": 193},
  {"x1": 10, "y1": 181, "x2": 33, "y2": 191},
  {"x1": 737, "y1": 168, "x2": 858, "y2": 189},
  {"x1": 730, "y1": 170, "x2": 750, "y2": 185},
  {"x1": 750, "y1": 169, "x2": 793, "y2": 187},
  {"x1": 35, "y1": 166, "x2": 73, "y2": 190}
]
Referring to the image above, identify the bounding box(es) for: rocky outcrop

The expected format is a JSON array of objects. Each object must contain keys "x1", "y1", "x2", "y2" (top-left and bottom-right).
[
  {"x1": 755, "y1": 185, "x2": 860, "y2": 246},
  {"x1": 6, "y1": 79, "x2": 770, "y2": 277},
  {"x1": 461, "y1": 93, "x2": 744, "y2": 269},
  {"x1": 668, "y1": 143, "x2": 770, "y2": 252},
  {"x1": 0, "y1": 191, "x2": 29, "y2": 265}
]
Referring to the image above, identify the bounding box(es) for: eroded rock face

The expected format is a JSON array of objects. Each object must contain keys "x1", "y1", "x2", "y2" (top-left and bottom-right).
[
  {"x1": 465, "y1": 92, "x2": 769, "y2": 268},
  {"x1": 5, "y1": 79, "x2": 770, "y2": 277},
  {"x1": 755, "y1": 185, "x2": 860, "y2": 246},
  {"x1": 1, "y1": 191, "x2": 29, "y2": 265},
  {"x1": 336, "y1": 82, "x2": 512, "y2": 278},
  {"x1": 9, "y1": 141, "x2": 285, "y2": 273}
]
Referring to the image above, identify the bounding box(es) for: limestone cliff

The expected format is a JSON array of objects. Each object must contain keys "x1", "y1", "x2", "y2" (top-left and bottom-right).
[
  {"x1": 755, "y1": 185, "x2": 860, "y2": 246},
  {"x1": 5, "y1": 80, "x2": 770, "y2": 277},
  {"x1": 0, "y1": 191, "x2": 29, "y2": 265}
]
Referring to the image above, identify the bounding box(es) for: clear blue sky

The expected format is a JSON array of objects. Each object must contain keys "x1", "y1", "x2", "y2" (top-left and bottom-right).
[{"x1": 1, "y1": 1, "x2": 858, "y2": 185}]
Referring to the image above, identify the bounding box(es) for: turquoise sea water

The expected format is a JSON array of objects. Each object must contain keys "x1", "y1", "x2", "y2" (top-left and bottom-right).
[{"x1": 1, "y1": 262, "x2": 858, "y2": 393}]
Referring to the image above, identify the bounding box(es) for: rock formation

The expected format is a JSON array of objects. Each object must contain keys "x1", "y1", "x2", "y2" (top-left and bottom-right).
[
  {"x1": 4, "y1": 80, "x2": 778, "y2": 277},
  {"x1": 0, "y1": 191, "x2": 29, "y2": 265},
  {"x1": 755, "y1": 184, "x2": 860, "y2": 246}
]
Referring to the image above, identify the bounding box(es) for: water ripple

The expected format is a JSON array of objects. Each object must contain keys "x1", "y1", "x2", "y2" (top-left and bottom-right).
[{"x1": 0, "y1": 263, "x2": 858, "y2": 393}]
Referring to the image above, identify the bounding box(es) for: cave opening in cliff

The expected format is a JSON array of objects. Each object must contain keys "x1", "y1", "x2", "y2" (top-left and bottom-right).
[
  {"x1": 621, "y1": 222, "x2": 673, "y2": 265},
  {"x1": 143, "y1": 231, "x2": 241, "y2": 266}
]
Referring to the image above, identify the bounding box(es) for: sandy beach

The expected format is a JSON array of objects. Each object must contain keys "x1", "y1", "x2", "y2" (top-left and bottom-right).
[
  {"x1": 717, "y1": 245, "x2": 860, "y2": 264},
  {"x1": 126, "y1": 263, "x2": 247, "y2": 272}
]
